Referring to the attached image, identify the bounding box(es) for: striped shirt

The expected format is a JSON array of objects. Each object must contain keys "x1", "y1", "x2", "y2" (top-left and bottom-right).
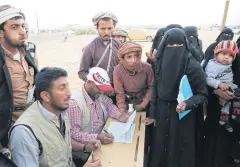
[{"x1": 67, "y1": 87, "x2": 121, "y2": 143}]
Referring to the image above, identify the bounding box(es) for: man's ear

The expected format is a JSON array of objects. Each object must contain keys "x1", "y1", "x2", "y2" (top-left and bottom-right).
[{"x1": 40, "y1": 91, "x2": 51, "y2": 103}]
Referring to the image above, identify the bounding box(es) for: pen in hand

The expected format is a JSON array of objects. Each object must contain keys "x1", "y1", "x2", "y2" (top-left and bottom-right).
[
  {"x1": 103, "y1": 129, "x2": 109, "y2": 134},
  {"x1": 91, "y1": 151, "x2": 95, "y2": 161}
]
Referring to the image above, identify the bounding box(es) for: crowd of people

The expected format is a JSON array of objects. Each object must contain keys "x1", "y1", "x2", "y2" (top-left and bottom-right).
[{"x1": 0, "y1": 4, "x2": 240, "y2": 167}]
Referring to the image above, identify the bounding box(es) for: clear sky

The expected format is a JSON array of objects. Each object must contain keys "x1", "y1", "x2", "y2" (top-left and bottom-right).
[{"x1": 1, "y1": 0, "x2": 240, "y2": 29}]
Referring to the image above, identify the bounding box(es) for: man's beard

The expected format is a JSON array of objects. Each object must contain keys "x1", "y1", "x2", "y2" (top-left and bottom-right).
[
  {"x1": 4, "y1": 34, "x2": 24, "y2": 48},
  {"x1": 101, "y1": 35, "x2": 111, "y2": 41},
  {"x1": 88, "y1": 90, "x2": 101, "y2": 100},
  {"x1": 50, "y1": 98, "x2": 69, "y2": 112}
]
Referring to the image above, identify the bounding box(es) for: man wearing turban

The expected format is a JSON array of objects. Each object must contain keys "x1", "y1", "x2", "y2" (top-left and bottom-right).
[
  {"x1": 113, "y1": 29, "x2": 128, "y2": 43},
  {"x1": 0, "y1": 4, "x2": 38, "y2": 167},
  {"x1": 78, "y1": 11, "x2": 120, "y2": 84},
  {"x1": 0, "y1": 4, "x2": 38, "y2": 141}
]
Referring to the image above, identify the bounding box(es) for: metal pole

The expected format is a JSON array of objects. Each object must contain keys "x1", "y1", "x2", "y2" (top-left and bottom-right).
[
  {"x1": 36, "y1": 12, "x2": 40, "y2": 36},
  {"x1": 221, "y1": 0, "x2": 230, "y2": 30}
]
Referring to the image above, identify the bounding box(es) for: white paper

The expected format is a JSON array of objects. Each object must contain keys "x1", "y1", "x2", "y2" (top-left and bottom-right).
[
  {"x1": 108, "y1": 123, "x2": 135, "y2": 143},
  {"x1": 177, "y1": 91, "x2": 184, "y2": 103},
  {"x1": 115, "y1": 124, "x2": 135, "y2": 143},
  {"x1": 127, "y1": 110, "x2": 136, "y2": 125},
  {"x1": 107, "y1": 110, "x2": 136, "y2": 143},
  {"x1": 27, "y1": 86, "x2": 35, "y2": 103}
]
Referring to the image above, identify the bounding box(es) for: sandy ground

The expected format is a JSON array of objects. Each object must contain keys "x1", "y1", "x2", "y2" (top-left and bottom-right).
[{"x1": 28, "y1": 30, "x2": 239, "y2": 91}]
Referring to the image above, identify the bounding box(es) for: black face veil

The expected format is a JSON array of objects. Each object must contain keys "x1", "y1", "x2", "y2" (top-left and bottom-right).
[
  {"x1": 155, "y1": 28, "x2": 190, "y2": 100},
  {"x1": 184, "y1": 26, "x2": 199, "y2": 48},
  {"x1": 216, "y1": 27, "x2": 234, "y2": 42}
]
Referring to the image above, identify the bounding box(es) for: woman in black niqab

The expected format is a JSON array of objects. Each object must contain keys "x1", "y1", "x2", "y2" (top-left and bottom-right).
[
  {"x1": 147, "y1": 28, "x2": 208, "y2": 167},
  {"x1": 147, "y1": 24, "x2": 201, "y2": 72},
  {"x1": 164, "y1": 24, "x2": 202, "y2": 62},
  {"x1": 203, "y1": 27, "x2": 234, "y2": 68},
  {"x1": 152, "y1": 28, "x2": 165, "y2": 52},
  {"x1": 184, "y1": 26, "x2": 204, "y2": 61},
  {"x1": 164, "y1": 24, "x2": 183, "y2": 32},
  {"x1": 147, "y1": 28, "x2": 165, "y2": 69},
  {"x1": 203, "y1": 36, "x2": 240, "y2": 167}
]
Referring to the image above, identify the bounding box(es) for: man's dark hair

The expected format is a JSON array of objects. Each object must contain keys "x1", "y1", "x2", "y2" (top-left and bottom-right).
[
  {"x1": 97, "y1": 17, "x2": 116, "y2": 29},
  {"x1": 0, "y1": 5, "x2": 24, "y2": 31},
  {"x1": 35, "y1": 67, "x2": 68, "y2": 101}
]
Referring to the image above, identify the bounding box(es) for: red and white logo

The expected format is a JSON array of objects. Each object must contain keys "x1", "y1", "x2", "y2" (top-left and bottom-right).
[{"x1": 93, "y1": 72, "x2": 109, "y2": 85}]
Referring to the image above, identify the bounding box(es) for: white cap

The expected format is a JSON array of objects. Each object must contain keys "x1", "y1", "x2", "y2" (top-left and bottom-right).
[{"x1": 87, "y1": 67, "x2": 113, "y2": 91}]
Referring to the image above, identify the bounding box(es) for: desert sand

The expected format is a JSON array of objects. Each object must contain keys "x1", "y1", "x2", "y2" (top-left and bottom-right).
[{"x1": 28, "y1": 30, "x2": 239, "y2": 92}]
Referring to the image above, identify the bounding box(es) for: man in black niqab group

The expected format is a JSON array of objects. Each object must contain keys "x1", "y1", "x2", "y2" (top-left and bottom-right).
[{"x1": 146, "y1": 28, "x2": 207, "y2": 167}]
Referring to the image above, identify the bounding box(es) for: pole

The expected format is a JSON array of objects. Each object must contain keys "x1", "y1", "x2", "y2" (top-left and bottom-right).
[
  {"x1": 36, "y1": 12, "x2": 40, "y2": 36},
  {"x1": 221, "y1": 0, "x2": 230, "y2": 30}
]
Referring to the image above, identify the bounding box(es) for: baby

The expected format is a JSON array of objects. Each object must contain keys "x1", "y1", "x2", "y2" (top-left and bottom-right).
[{"x1": 205, "y1": 40, "x2": 239, "y2": 132}]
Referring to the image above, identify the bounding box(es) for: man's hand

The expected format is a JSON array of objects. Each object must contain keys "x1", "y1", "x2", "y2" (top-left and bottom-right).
[
  {"x1": 176, "y1": 102, "x2": 187, "y2": 113},
  {"x1": 144, "y1": 118, "x2": 155, "y2": 126},
  {"x1": 118, "y1": 113, "x2": 129, "y2": 123},
  {"x1": 85, "y1": 141, "x2": 100, "y2": 152},
  {"x1": 97, "y1": 133, "x2": 114, "y2": 145},
  {"x1": 214, "y1": 89, "x2": 234, "y2": 101},
  {"x1": 134, "y1": 104, "x2": 145, "y2": 112},
  {"x1": 83, "y1": 158, "x2": 102, "y2": 167},
  {"x1": 219, "y1": 83, "x2": 229, "y2": 91}
]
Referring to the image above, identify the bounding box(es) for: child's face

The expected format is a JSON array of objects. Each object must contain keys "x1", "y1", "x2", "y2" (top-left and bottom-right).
[{"x1": 216, "y1": 52, "x2": 234, "y2": 65}]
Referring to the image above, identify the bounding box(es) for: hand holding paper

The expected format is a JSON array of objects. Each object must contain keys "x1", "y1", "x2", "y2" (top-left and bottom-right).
[
  {"x1": 118, "y1": 113, "x2": 129, "y2": 123},
  {"x1": 176, "y1": 102, "x2": 187, "y2": 113},
  {"x1": 107, "y1": 107, "x2": 136, "y2": 143},
  {"x1": 177, "y1": 75, "x2": 193, "y2": 120}
]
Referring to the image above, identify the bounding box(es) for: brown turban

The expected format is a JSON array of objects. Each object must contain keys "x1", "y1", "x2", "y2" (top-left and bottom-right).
[{"x1": 117, "y1": 41, "x2": 142, "y2": 73}]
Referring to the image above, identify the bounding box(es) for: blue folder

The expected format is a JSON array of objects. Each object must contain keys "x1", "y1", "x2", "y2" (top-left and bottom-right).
[{"x1": 178, "y1": 75, "x2": 193, "y2": 120}]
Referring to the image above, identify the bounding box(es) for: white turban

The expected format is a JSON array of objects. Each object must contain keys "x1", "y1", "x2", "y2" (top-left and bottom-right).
[
  {"x1": 0, "y1": 7, "x2": 25, "y2": 25},
  {"x1": 92, "y1": 11, "x2": 118, "y2": 26}
]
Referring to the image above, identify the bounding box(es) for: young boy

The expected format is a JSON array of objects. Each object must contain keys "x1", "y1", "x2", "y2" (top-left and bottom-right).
[{"x1": 205, "y1": 40, "x2": 239, "y2": 132}]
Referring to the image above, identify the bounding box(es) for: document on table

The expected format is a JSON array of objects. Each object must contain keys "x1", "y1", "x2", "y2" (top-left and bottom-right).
[{"x1": 107, "y1": 110, "x2": 136, "y2": 143}]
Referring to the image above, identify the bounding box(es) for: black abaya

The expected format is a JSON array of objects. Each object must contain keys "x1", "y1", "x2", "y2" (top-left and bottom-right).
[
  {"x1": 148, "y1": 28, "x2": 207, "y2": 167},
  {"x1": 204, "y1": 51, "x2": 240, "y2": 167},
  {"x1": 184, "y1": 26, "x2": 204, "y2": 62}
]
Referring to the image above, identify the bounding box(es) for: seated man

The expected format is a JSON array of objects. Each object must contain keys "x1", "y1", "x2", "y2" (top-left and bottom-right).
[
  {"x1": 68, "y1": 67, "x2": 129, "y2": 145},
  {"x1": 9, "y1": 67, "x2": 101, "y2": 167}
]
